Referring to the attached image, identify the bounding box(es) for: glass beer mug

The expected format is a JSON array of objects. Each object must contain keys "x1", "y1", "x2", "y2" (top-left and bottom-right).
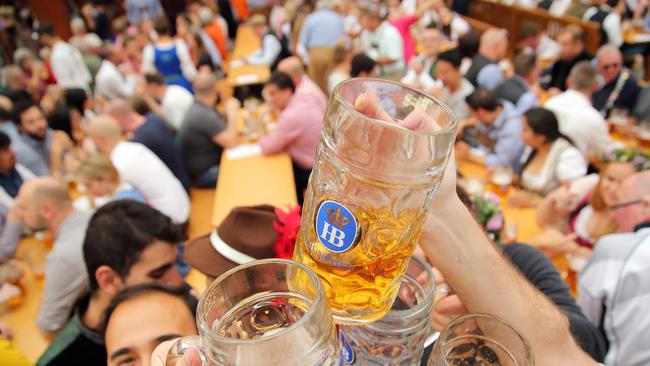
[
  {"x1": 293, "y1": 78, "x2": 458, "y2": 324},
  {"x1": 166, "y1": 259, "x2": 340, "y2": 365}
]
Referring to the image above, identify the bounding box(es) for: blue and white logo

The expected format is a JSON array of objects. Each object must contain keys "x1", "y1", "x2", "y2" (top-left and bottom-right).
[
  {"x1": 315, "y1": 200, "x2": 359, "y2": 253},
  {"x1": 338, "y1": 329, "x2": 355, "y2": 364}
]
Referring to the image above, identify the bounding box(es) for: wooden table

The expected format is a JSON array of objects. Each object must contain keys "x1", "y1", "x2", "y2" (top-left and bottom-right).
[
  {"x1": 0, "y1": 237, "x2": 51, "y2": 363},
  {"x1": 227, "y1": 26, "x2": 271, "y2": 87},
  {"x1": 458, "y1": 161, "x2": 543, "y2": 243}
]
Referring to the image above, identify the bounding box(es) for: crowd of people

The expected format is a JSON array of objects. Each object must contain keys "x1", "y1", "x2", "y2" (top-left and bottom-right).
[{"x1": 0, "y1": 0, "x2": 649, "y2": 365}]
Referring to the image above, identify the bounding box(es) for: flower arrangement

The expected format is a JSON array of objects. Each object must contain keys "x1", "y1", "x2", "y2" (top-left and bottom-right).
[
  {"x1": 471, "y1": 192, "x2": 505, "y2": 241},
  {"x1": 602, "y1": 148, "x2": 650, "y2": 171},
  {"x1": 273, "y1": 205, "x2": 302, "y2": 259}
]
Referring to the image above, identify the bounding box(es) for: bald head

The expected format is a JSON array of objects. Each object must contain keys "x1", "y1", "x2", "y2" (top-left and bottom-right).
[
  {"x1": 614, "y1": 170, "x2": 650, "y2": 232},
  {"x1": 596, "y1": 44, "x2": 623, "y2": 84},
  {"x1": 87, "y1": 115, "x2": 124, "y2": 154},
  {"x1": 104, "y1": 98, "x2": 133, "y2": 119},
  {"x1": 16, "y1": 177, "x2": 72, "y2": 231},
  {"x1": 277, "y1": 56, "x2": 305, "y2": 84},
  {"x1": 479, "y1": 28, "x2": 509, "y2": 61},
  {"x1": 194, "y1": 72, "x2": 218, "y2": 97}
]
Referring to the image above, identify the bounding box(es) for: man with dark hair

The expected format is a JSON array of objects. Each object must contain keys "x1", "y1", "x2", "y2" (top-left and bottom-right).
[
  {"x1": 350, "y1": 53, "x2": 377, "y2": 78},
  {"x1": 542, "y1": 25, "x2": 593, "y2": 92},
  {"x1": 260, "y1": 71, "x2": 325, "y2": 203},
  {"x1": 38, "y1": 22, "x2": 92, "y2": 94},
  {"x1": 0, "y1": 131, "x2": 34, "y2": 206},
  {"x1": 519, "y1": 22, "x2": 560, "y2": 60},
  {"x1": 104, "y1": 98, "x2": 191, "y2": 191},
  {"x1": 434, "y1": 48, "x2": 474, "y2": 120},
  {"x1": 493, "y1": 52, "x2": 539, "y2": 114},
  {"x1": 455, "y1": 89, "x2": 525, "y2": 169},
  {"x1": 36, "y1": 200, "x2": 185, "y2": 366},
  {"x1": 11, "y1": 100, "x2": 72, "y2": 176},
  {"x1": 143, "y1": 72, "x2": 194, "y2": 130},
  {"x1": 102, "y1": 284, "x2": 198, "y2": 366}
]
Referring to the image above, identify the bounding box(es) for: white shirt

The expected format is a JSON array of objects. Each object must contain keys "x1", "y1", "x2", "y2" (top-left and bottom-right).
[
  {"x1": 51, "y1": 41, "x2": 92, "y2": 93},
  {"x1": 583, "y1": 7, "x2": 623, "y2": 47},
  {"x1": 162, "y1": 85, "x2": 194, "y2": 130},
  {"x1": 579, "y1": 228, "x2": 650, "y2": 366},
  {"x1": 248, "y1": 33, "x2": 282, "y2": 66},
  {"x1": 364, "y1": 21, "x2": 404, "y2": 76},
  {"x1": 549, "y1": 0, "x2": 573, "y2": 16},
  {"x1": 110, "y1": 141, "x2": 189, "y2": 223},
  {"x1": 520, "y1": 138, "x2": 587, "y2": 195},
  {"x1": 544, "y1": 90, "x2": 613, "y2": 156},
  {"x1": 95, "y1": 60, "x2": 138, "y2": 99},
  {"x1": 401, "y1": 56, "x2": 440, "y2": 92}
]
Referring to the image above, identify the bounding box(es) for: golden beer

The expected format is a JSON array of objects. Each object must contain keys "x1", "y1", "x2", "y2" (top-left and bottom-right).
[{"x1": 292, "y1": 78, "x2": 458, "y2": 324}]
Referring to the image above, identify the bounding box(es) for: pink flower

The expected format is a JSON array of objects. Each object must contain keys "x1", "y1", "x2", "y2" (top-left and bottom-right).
[{"x1": 486, "y1": 214, "x2": 504, "y2": 231}]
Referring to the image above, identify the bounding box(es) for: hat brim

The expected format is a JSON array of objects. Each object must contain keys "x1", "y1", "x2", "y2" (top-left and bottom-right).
[{"x1": 185, "y1": 232, "x2": 238, "y2": 278}]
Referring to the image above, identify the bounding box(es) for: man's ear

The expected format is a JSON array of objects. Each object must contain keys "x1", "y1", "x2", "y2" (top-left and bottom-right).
[{"x1": 95, "y1": 265, "x2": 124, "y2": 297}]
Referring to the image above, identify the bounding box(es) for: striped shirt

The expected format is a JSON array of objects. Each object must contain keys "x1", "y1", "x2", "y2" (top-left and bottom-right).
[
  {"x1": 578, "y1": 226, "x2": 650, "y2": 366},
  {"x1": 37, "y1": 210, "x2": 92, "y2": 332}
]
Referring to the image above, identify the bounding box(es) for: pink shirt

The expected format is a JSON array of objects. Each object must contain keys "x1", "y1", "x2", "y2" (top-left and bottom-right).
[
  {"x1": 297, "y1": 75, "x2": 328, "y2": 111},
  {"x1": 259, "y1": 92, "x2": 325, "y2": 169},
  {"x1": 391, "y1": 15, "x2": 418, "y2": 63}
]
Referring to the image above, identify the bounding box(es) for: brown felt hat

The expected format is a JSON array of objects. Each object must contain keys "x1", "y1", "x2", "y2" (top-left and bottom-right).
[{"x1": 185, "y1": 205, "x2": 279, "y2": 278}]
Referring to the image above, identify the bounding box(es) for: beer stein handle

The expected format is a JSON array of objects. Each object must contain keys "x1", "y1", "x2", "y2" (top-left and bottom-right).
[{"x1": 165, "y1": 336, "x2": 209, "y2": 366}]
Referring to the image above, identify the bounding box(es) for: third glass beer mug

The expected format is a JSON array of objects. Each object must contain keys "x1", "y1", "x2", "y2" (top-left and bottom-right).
[{"x1": 293, "y1": 78, "x2": 458, "y2": 324}]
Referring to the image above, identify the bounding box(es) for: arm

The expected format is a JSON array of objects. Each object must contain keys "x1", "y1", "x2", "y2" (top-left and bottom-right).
[
  {"x1": 259, "y1": 109, "x2": 301, "y2": 155},
  {"x1": 477, "y1": 64, "x2": 504, "y2": 91},
  {"x1": 141, "y1": 45, "x2": 155, "y2": 74},
  {"x1": 0, "y1": 205, "x2": 22, "y2": 262},
  {"x1": 421, "y1": 174, "x2": 598, "y2": 365},
  {"x1": 485, "y1": 118, "x2": 524, "y2": 168},
  {"x1": 176, "y1": 41, "x2": 197, "y2": 81},
  {"x1": 212, "y1": 99, "x2": 239, "y2": 148},
  {"x1": 37, "y1": 255, "x2": 89, "y2": 332},
  {"x1": 248, "y1": 35, "x2": 282, "y2": 66}
]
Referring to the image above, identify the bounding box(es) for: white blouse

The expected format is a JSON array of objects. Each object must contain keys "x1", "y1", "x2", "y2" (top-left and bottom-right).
[{"x1": 520, "y1": 139, "x2": 588, "y2": 195}]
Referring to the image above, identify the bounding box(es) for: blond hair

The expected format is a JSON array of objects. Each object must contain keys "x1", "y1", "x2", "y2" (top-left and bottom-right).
[{"x1": 78, "y1": 154, "x2": 119, "y2": 182}]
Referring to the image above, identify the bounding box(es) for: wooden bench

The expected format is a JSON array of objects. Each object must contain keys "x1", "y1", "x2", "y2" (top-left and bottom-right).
[{"x1": 467, "y1": 0, "x2": 601, "y2": 54}]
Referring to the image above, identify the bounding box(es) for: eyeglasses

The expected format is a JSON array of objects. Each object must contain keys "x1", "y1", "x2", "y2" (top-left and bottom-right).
[
  {"x1": 611, "y1": 199, "x2": 643, "y2": 211},
  {"x1": 601, "y1": 63, "x2": 621, "y2": 71}
]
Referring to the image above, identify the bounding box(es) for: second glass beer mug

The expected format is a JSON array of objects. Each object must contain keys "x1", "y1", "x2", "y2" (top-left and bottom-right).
[{"x1": 293, "y1": 78, "x2": 458, "y2": 324}]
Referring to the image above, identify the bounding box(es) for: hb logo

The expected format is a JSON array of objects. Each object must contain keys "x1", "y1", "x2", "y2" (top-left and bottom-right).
[{"x1": 315, "y1": 200, "x2": 359, "y2": 253}]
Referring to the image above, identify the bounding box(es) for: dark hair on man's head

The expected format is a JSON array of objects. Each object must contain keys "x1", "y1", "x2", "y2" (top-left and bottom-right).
[
  {"x1": 100, "y1": 283, "x2": 198, "y2": 337},
  {"x1": 458, "y1": 32, "x2": 480, "y2": 59},
  {"x1": 524, "y1": 107, "x2": 561, "y2": 142},
  {"x1": 0, "y1": 131, "x2": 10, "y2": 150},
  {"x1": 144, "y1": 72, "x2": 166, "y2": 86},
  {"x1": 465, "y1": 89, "x2": 501, "y2": 112},
  {"x1": 350, "y1": 53, "x2": 376, "y2": 77},
  {"x1": 153, "y1": 15, "x2": 171, "y2": 36},
  {"x1": 519, "y1": 21, "x2": 540, "y2": 39},
  {"x1": 12, "y1": 99, "x2": 41, "y2": 126},
  {"x1": 83, "y1": 200, "x2": 184, "y2": 291},
  {"x1": 266, "y1": 71, "x2": 295, "y2": 93},
  {"x1": 37, "y1": 22, "x2": 56, "y2": 37},
  {"x1": 437, "y1": 48, "x2": 463, "y2": 69},
  {"x1": 513, "y1": 52, "x2": 537, "y2": 78}
]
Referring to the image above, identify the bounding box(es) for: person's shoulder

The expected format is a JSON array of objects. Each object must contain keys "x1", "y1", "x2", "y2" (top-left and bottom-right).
[
  {"x1": 591, "y1": 232, "x2": 641, "y2": 262},
  {"x1": 35, "y1": 316, "x2": 87, "y2": 366},
  {"x1": 166, "y1": 85, "x2": 193, "y2": 100}
]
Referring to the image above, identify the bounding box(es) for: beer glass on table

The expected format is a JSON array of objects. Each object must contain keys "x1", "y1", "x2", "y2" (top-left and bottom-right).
[
  {"x1": 636, "y1": 121, "x2": 650, "y2": 148},
  {"x1": 292, "y1": 78, "x2": 458, "y2": 324},
  {"x1": 166, "y1": 259, "x2": 340, "y2": 365},
  {"x1": 488, "y1": 166, "x2": 513, "y2": 197}
]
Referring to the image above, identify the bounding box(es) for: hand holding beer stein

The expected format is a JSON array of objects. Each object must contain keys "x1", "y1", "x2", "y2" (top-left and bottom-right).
[{"x1": 293, "y1": 78, "x2": 458, "y2": 324}]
